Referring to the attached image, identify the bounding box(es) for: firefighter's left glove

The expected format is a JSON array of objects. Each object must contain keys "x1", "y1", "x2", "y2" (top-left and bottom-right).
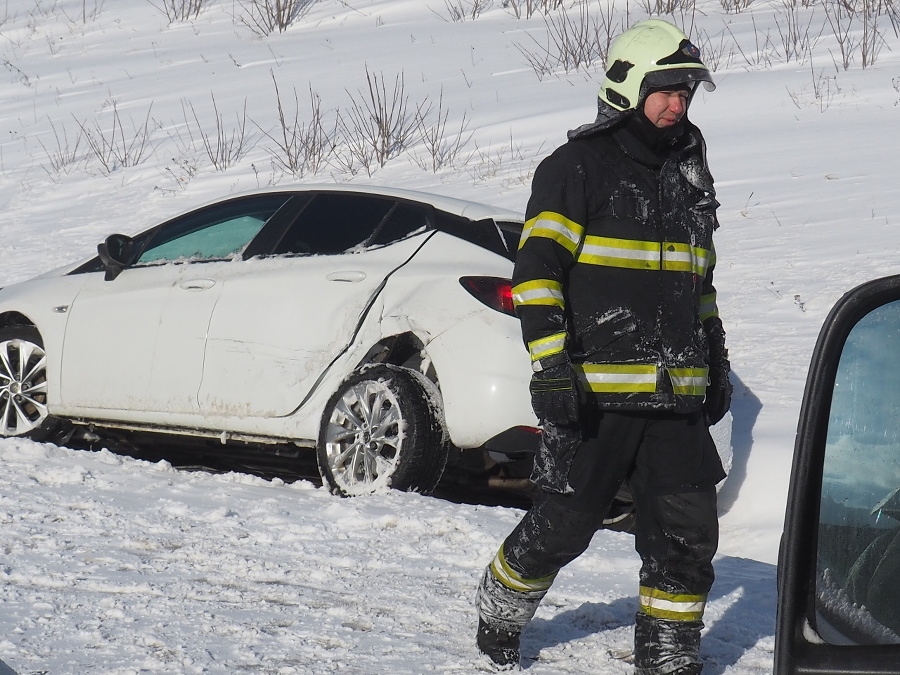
[
  {"x1": 529, "y1": 353, "x2": 580, "y2": 427},
  {"x1": 704, "y1": 318, "x2": 733, "y2": 426}
]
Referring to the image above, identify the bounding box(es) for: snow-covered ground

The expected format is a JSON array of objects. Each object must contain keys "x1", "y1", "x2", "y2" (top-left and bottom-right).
[{"x1": 1, "y1": 0, "x2": 898, "y2": 672}]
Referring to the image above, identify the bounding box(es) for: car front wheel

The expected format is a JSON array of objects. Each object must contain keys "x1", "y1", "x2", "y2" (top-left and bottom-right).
[
  {"x1": 0, "y1": 326, "x2": 60, "y2": 440},
  {"x1": 317, "y1": 364, "x2": 449, "y2": 497}
]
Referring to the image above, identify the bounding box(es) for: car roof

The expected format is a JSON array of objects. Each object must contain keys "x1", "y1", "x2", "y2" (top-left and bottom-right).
[{"x1": 240, "y1": 184, "x2": 524, "y2": 224}]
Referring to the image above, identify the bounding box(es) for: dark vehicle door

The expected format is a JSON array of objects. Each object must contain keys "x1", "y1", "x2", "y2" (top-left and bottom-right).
[{"x1": 776, "y1": 275, "x2": 900, "y2": 674}]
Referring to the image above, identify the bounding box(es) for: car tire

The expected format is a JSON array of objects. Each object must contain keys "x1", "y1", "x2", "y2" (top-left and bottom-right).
[
  {"x1": 0, "y1": 326, "x2": 62, "y2": 441},
  {"x1": 317, "y1": 364, "x2": 449, "y2": 497}
]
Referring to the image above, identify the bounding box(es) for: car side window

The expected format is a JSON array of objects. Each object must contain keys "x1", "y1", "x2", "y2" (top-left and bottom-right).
[
  {"x1": 369, "y1": 202, "x2": 431, "y2": 247},
  {"x1": 817, "y1": 300, "x2": 900, "y2": 644},
  {"x1": 137, "y1": 195, "x2": 290, "y2": 264},
  {"x1": 273, "y1": 194, "x2": 396, "y2": 256}
]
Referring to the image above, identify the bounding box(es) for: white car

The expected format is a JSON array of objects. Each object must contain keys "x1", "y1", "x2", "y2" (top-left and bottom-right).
[{"x1": 0, "y1": 185, "x2": 539, "y2": 496}]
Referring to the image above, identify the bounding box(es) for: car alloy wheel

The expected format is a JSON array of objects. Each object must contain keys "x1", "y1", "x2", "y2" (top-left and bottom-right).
[
  {"x1": 0, "y1": 326, "x2": 53, "y2": 438},
  {"x1": 317, "y1": 364, "x2": 448, "y2": 497}
]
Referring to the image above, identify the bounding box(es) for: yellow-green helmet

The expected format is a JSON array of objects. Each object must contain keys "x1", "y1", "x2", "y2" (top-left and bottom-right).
[{"x1": 600, "y1": 19, "x2": 715, "y2": 112}]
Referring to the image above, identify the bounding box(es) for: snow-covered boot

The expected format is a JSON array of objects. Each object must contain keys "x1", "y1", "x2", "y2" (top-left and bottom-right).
[
  {"x1": 475, "y1": 556, "x2": 552, "y2": 670},
  {"x1": 476, "y1": 617, "x2": 520, "y2": 671},
  {"x1": 633, "y1": 611, "x2": 704, "y2": 674}
]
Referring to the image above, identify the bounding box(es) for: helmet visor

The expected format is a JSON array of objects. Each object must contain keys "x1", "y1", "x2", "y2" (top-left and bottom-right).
[{"x1": 643, "y1": 67, "x2": 715, "y2": 93}]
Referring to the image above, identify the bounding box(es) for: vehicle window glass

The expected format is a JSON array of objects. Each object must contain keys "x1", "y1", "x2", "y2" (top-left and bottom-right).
[
  {"x1": 433, "y1": 212, "x2": 518, "y2": 262},
  {"x1": 274, "y1": 194, "x2": 394, "y2": 255},
  {"x1": 817, "y1": 300, "x2": 900, "y2": 644},
  {"x1": 369, "y1": 203, "x2": 430, "y2": 247},
  {"x1": 137, "y1": 195, "x2": 289, "y2": 264}
]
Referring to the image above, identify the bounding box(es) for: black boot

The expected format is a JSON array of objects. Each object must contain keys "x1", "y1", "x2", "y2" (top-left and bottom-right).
[
  {"x1": 476, "y1": 618, "x2": 520, "y2": 670},
  {"x1": 634, "y1": 612, "x2": 703, "y2": 674}
]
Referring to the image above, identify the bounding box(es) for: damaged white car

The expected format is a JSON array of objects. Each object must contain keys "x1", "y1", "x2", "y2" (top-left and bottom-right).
[{"x1": 0, "y1": 186, "x2": 540, "y2": 496}]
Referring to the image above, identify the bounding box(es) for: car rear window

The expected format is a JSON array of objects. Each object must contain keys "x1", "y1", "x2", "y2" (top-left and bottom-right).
[{"x1": 433, "y1": 212, "x2": 522, "y2": 262}]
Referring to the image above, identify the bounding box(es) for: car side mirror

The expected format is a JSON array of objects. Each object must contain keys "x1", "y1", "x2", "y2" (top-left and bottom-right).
[{"x1": 97, "y1": 233, "x2": 134, "y2": 281}]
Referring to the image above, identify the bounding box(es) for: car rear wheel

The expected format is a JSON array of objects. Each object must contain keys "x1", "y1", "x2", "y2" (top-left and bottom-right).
[
  {"x1": 317, "y1": 364, "x2": 449, "y2": 497},
  {"x1": 0, "y1": 326, "x2": 61, "y2": 440}
]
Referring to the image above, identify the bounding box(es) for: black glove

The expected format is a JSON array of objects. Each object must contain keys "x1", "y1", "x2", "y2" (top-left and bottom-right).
[
  {"x1": 529, "y1": 355, "x2": 580, "y2": 427},
  {"x1": 704, "y1": 318, "x2": 733, "y2": 426}
]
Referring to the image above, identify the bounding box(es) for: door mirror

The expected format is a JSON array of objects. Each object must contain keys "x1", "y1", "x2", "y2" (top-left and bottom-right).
[
  {"x1": 97, "y1": 233, "x2": 134, "y2": 281},
  {"x1": 776, "y1": 275, "x2": 900, "y2": 674}
]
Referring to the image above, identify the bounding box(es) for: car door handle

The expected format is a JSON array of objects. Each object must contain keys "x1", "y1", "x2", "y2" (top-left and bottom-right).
[
  {"x1": 326, "y1": 271, "x2": 367, "y2": 283},
  {"x1": 179, "y1": 279, "x2": 217, "y2": 291}
]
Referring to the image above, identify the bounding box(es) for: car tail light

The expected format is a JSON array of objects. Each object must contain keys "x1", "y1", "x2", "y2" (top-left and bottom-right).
[{"x1": 459, "y1": 276, "x2": 516, "y2": 317}]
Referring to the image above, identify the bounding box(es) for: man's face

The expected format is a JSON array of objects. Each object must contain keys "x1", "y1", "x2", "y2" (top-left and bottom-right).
[{"x1": 642, "y1": 89, "x2": 690, "y2": 128}]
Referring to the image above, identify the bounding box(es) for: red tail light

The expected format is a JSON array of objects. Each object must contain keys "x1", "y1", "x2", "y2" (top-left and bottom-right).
[{"x1": 459, "y1": 276, "x2": 516, "y2": 317}]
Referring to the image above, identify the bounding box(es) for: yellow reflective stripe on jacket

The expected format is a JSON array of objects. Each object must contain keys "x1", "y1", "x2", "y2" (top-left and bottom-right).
[
  {"x1": 527, "y1": 332, "x2": 567, "y2": 361},
  {"x1": 512, "y1": 279, "x2": 565, "y2": 309},
  {"x1": 519, "y1": 211, "x2": 584, "y2": 255},
  {"x1": 490, "y1": 544, "x2": 557, "y2": 593},
  {"x1": 639, "y1": 586, "x2": 707, "y2": 621},
  {"x1": 662, "y1": 242, "x2": 711, "y2": 276},
  {"x1": 699, "y1": 291, "x2": 718, "y2": 322},
  {"x1": 578, "y1": 236, "x2": 711, "y2": 276},
  {"x1": 579, "y1": 235, "x2": 660, "y2": 269},
  {"x1": 668, "y1": 368, "x2": 708, "y2": 396},
  {"x1": 576, "y1": 363, "x2": 657, "y2": 393}
]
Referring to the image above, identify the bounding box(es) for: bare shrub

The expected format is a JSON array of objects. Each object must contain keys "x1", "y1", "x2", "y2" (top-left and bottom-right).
[
  {"x1": 517, "y1": 1, "x2": 625, "y2": 78},
  {"x1": 719, "y1": 0, "x2": 753, "y2": 13},
  {"x1": 255, "y1": 72, "x2": 337, "y2": 178},
  {"x1": 59, "y1": 0, "x2": 105, "y2": 23},
  {"x1": 786, "y1": 61, "x2": 840, "y2": 112},
  {"x1": 859, "y1": 0, "x2": 888, "y2": 67},
  {"x1": 180, "y1": 94, "x2": 254, "y2": 171},
  {"x1": 2, "y1": 59, "x2": 32, "y2": 87},
  {"x1": 639, "y1": 0, "x2": 696, "y2": 16},
  {"x1": 411, "y1": 89, "x2": 471, "y2": 172},
  {"x1": 465, "y1": 133, "x2": 545, "y2": 189},
  {"x1": 237, "y1": 0, "x2": 317, "y2": 35},
  {"x1": 821, "y1": 0, "x2": 889, "y2": 69},
  {"x1": 38, "y1": 119, "x2": 84, "y2": 179},
  {"x1": 0, "y1": 2, "x2": 15, "y2": 27},
  {"x1": 725, "y1": 15, "x2": 778, "y2": 68},
  {"x1": 693, "y1": 26, "x2": 736, "y2": 72},
  {"x1": 75, "y1": 102, "x2": 156, "y2": 175},
  {"x1": 502, "y1": 0, "x2": 565, "y2": 19},
  {"x1": 339, "y1": 67, "x2": 424, "y2": 174},
  {"x1": 440, "y1": 0, "x2": 492, "y2": 21},
  {"x1": 775, "y1": 0, "x2": 820, "y2": 64},
  {"x1": 147, "y1": 0, "x2": 212, "y2": 22}
]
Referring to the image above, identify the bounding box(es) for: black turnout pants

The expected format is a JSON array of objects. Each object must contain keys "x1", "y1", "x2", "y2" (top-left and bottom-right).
[{"x1": 503, "y1": 409, "x2": 724, "y2": 617}]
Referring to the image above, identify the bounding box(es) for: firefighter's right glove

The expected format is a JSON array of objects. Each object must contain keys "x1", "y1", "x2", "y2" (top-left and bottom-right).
[{"x1": 529, "y1": 354, "x2": 580, "y2": 427}]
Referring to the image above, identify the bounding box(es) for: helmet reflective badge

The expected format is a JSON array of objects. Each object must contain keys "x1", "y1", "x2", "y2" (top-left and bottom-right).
[{"x1": 600, "y1": 19, "x2": 715, "y2": 112}]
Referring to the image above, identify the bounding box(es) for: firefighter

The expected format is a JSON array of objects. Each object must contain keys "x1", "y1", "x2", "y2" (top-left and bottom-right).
[{"x1": 475, "y1": 19, "x2": 732, "y2": 673}]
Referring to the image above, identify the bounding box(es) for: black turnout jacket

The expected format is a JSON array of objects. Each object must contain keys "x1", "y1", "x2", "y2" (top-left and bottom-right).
[{"x1": 512, "y1": 118, "x2": 722, "y2": 413}]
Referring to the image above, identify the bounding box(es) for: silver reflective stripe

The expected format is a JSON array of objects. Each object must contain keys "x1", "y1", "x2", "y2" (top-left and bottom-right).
[
  {"x1": 490, "y1": 546, "x2": 557, "y2": 593},
  {"x1": 661, "y1": 243, "x2": 710, "y2": 275},
  {"x1": 579, "y1": 236, "x2": 659, "y2": 269},
  {"x1": 528, "y1": 332, "x2": 566, "y2": 361},
  {"x1": 578, "y1": 364, "x2": 658, "y2": 393},
  {"x1": 520, "y1": 211, "x2": 583, "y2": 254},
  {"x1": 668, "y1": 368, "x2": 708, "y2": 396},
  {"x1": 512, "y1": 279, "x2": 564, "y2": 308},
  {"x1": 639, "y1": 586, "x2": 707, "y2": 621}
]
